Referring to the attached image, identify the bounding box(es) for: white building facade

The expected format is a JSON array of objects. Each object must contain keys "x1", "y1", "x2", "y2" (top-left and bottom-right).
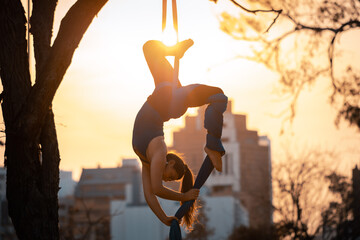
[
  {"x1": 0, "y1": 168, "x2": 17, "y2": 239},
  {"x1": 110, "y1": 195, "x2": 247, "y2": 240},
  {"x1": 110, "y1": 101, "x2": 272, "y2": 239},
  {"x1": 59, "y1": 170, "x2": 76, "y2": 198}
]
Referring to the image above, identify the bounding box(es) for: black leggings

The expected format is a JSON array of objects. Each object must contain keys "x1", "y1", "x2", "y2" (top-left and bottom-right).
[
  {"x1": 143, "y1": 40, "x2": 224, "y2": 113},
  {"x1": 143, "y1": 40, "x2": 227, "y2": 154}
]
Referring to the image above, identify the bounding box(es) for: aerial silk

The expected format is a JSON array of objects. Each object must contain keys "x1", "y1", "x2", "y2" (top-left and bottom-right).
[
  {"x1": 162, "y1": 0, "x2": 227, "y2": 239},
  {"x1": 169, "y1": 93, "x2": 227, "y2": 240},
  {"x1": 162, "y1": 0, "x2": 179, "y2": 84},
  {"x1": 169, "y1": 156, "x2": 214, "y2": 240}
]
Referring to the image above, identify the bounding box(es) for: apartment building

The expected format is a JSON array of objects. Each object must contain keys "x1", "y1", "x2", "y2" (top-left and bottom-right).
[
  {"x1": 69, "y1": 159, "x2": 142, "y2": 240},
  {"x1": 169, "y1": 101, "x2": 273, "y2": 229}
]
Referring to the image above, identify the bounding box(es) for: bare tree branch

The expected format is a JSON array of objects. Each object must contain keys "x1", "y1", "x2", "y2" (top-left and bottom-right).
[
  {"x1": 30, "y1": 0, "x2": 58, "y2": 81},
  {"x1": 228, "y1": 0, "x2": 282, "y2": 32},
  {"x1": 272, "y1": 147, "x2": 336, "y2": 237},
  {"x1": 213, "y1": 0, "x2": 360, "y2": 129},
  {"x1": 19, "y1": 0, "x2": 108, "y2": 140}
]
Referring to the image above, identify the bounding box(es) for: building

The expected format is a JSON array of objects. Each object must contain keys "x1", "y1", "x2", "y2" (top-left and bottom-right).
[
  {"x1": 111, "y1": 196, "x2": 178, "y2": 240},
  {"x1": 59, "y1": 170, "x2": 76, "y2": 198},
  {"x1": 0, "y1": 168, "x2": 17, "y2": 239},
  {"x1": 169, "y1": 101, "x2": 273, "y2": 229},
  {"x1": 58, "y1": 170, "x2": 77, "y2": 238},
  {"x1": 70, "y1": 159, "x2": 142, "y2": 240},
  {"x1": 110, "y1": 194, "x2": 247, "y2": 240},
  {"x1": 0, "y1": 168, "x2": 5, "y2": 198},
  {"x1": 59, "y1": 196, "x2": 75, "y2": 239}
]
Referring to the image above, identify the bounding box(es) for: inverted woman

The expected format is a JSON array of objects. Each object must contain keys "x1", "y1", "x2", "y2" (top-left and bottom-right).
[{"x1": 132, "y1": 39, "x2": 228, "y2": 229}]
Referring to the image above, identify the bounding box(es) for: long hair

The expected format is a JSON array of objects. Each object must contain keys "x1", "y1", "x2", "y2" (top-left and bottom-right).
[{"x1": 166, "y1": 153, "x2": 199, "y2": 230}]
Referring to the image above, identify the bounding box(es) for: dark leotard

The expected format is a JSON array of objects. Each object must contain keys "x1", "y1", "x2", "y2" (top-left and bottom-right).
[
  {"x1": 132, "y1": 101, "x2": 163, "y2": 163},
  {"x1": 132, "y1": 82, "x2": 227, "y2": 164},
  {"x1": 132, "y1": 82, "x2": 174, "y2": 164}
]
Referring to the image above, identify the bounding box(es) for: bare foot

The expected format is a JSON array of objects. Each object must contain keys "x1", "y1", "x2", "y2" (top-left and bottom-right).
[
  {"x1": 204, "y1": 147, "x2": 222, "y2": 172},
  {"x1": 175, "y1": 39, "x2": 194, "y2": 58}
]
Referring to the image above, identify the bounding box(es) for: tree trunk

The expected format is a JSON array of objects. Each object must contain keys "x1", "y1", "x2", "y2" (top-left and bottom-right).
[
  {"x1": 38, "y1": 110, "x2": 61, "y2": 239},
  {"x1": 0, "y1": 0, "x2": 108, "y2": 238},
  {"x1": 4, "y1": 111, "x2": 59, "y2": 240}
]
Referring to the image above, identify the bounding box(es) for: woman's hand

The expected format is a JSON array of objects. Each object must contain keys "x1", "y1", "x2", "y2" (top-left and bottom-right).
[
  {"x1": 163, "y1": 216, "x2": 180, "y2": 226},
  {"x1": 182, "y1": 188, "x2": 200, "y2": 202}
]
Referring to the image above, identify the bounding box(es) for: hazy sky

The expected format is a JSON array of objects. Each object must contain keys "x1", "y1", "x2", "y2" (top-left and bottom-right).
[{"x1": 8, "y1": 0, "x2": 360, "y2": 180}]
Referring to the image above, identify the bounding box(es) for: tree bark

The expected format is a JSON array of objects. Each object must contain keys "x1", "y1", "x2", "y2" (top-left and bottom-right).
[{"x1": 0, "y1": 0, "x2": 108, "y2": 238}]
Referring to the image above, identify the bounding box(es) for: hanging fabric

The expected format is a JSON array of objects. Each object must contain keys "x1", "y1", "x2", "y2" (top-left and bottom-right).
[
  {"x1": 162, "y1": 0, "x2": 179, "y2": 85},
  {"x1": 161, "y1": 1, "x2": 227, "y2": 239}
]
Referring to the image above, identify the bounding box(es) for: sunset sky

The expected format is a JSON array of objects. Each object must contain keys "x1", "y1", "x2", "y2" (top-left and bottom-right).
[{"x1": 9, "y1": 0, "x2": 360, "y2": 180}]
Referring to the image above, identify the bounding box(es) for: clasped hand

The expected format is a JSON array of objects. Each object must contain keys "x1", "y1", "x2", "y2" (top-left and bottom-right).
[{"x1": 182, "y1": 188, "x2": 199, "y2": 202}]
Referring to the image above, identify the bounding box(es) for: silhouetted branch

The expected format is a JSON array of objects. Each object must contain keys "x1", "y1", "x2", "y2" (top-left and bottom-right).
[
  {"x1": 215, "y1": 0, "x2": 360, "y2": 129},
  {"x1": 272, "y1": 147, "x2": 336, "y2": 237},
  {"x1": 264, "y1": 10, "x2": 281, "y2": 32},
  {"x1": 77, "y1": 198, "x2": 110, "y2": 240},
  {"x1": 65, "y1": 197, "x2": 123, "y2": 240},
  {"x1": 19, "y1": 0, "x2": 108, "y2": 140},
  {"x1": 228, "y1": 0, "x2": 282, "y2": 33},
  {"x1": 291, "y1": 18, "x2": 360, "y2": 34},
  {"x1": 30, "y1": 0, "x2": 58, "y2": 81},
  {"x1": 329, "y1": 34, "x2": 338, "y2": 101}
]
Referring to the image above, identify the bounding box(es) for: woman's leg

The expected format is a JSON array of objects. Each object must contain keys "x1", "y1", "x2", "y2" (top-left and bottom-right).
[
  {"x1": 203, "y1": 92, "x2": 227, "y2": 172},
  {"x1": 171, "y1": 87, "x2": 228, "y2": 229},
  {"x1": 185, "y1": 85, "x2": 224, "y2": 107},
  {"x1": 143, "y1": 40, "x2": 175, "y2": 87},
  {"x1": 170, "y1": 84, "x2": 227, "y2": 171},
  {"x1": 143, "y1": 40, "x2": 193, "y2": 88}
]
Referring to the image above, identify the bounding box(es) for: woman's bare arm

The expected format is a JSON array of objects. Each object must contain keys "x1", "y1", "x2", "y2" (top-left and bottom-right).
[
  {"x1": 146, "y1": 137, "x2": 185, "y2": 201},
  {"x1": 142, "y1": 163, "x2": 176, "y2": 225},
  {"x1": 146, "y1": 136, "x2": 199, "y2": 202},
  {"x1": 151, "y1": 153, "x2": 188, "y2": 201}
]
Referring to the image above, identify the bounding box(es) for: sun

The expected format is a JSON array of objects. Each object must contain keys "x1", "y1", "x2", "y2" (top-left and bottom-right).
[{"x1": 161, "y1": 27, "x2": 178, "y2": 47}]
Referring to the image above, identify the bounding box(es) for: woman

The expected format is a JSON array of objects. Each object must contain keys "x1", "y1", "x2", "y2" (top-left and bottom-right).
[{"x1": 132, "y1": 39, "x2": 227, "y2": 229}]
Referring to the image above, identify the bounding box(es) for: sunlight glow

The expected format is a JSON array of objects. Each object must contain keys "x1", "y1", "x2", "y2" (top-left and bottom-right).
[
  {"x1": 162, "y1": 27, "x2": 178, "y2": 47},
  {"x1": 29, "y1": 0, "x2": 360, "y2": 182}
]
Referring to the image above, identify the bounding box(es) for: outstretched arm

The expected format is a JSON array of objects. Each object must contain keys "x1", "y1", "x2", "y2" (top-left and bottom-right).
[{"x1": 142, "y1": 163, "x2": 178, "y2": 226}]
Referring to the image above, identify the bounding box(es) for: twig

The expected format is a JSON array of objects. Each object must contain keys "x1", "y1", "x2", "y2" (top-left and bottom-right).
[
  {"x1": 229, "y1": 0, "x2": 282, "y2": 32},
  {"x1": 265, "y1": 10, "x2": 282, "y2": 33}
]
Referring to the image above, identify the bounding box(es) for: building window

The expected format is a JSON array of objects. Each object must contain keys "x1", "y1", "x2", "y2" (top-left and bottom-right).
[
  {"x1": 212, "y1": 185, "x2": 232, "y2": 193},
  {"x1": 104, "y1": 174, "x2": 116, "y2": 180},
  {"x1": 83, "y1": 175, "x2": 93, "y2": 180},
  {"x1": 245, "y1": 138, "x2": 255, "y2": 145},
  {"x1": 211, "y1": 154, "x2": 233, "y2": 176},
  {"x1": 223, "y1": 154, "x2": 233, "y2": 175}
]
